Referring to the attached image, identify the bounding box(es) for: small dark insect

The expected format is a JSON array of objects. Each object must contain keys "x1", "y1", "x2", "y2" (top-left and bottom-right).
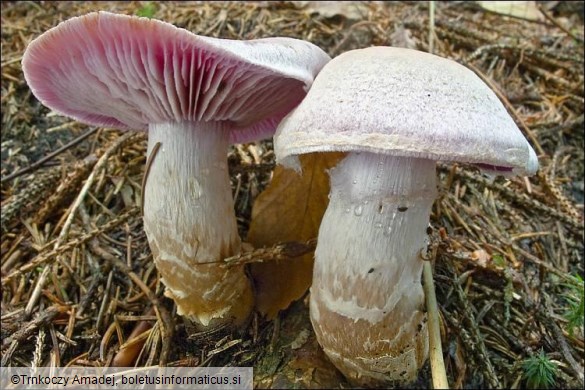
[
  {"x1": 398, "y1": 206, "x2": 408, "y2": 212},
  {"x1": 217, "y1": 81, "x2": 226, "y2": 93},
  {"x1": 426, "y1": 226, "x2": 432, "y2": 235},
  {"x1": 368, "y1": 268, "x2": 375, "y2": 274}
]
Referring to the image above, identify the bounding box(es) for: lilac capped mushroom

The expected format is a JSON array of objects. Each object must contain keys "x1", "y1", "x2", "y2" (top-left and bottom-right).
[
  {"x1": 22, "y1": 11, "x2": 330, "y2": 329},
  {"x1": 274, "y1": 46, "x2": 538, "y2": 385}
]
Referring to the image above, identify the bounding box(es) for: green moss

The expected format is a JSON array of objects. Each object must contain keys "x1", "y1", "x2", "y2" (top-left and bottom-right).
[{"x1": 136, "y1": 2, "x2": 156, "y2": 18}]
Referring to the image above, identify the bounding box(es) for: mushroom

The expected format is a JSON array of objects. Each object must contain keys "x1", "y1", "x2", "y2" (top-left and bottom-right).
[
  {"x1": 274, "y1": 46, "x2": 538, "y2": 385},
  {"x1": 22, "y1": 11, "x2": 330, "y2": 329}
]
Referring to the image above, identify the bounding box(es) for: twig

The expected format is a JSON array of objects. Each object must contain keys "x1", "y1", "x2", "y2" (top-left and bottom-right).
[
  {"x1": 77, "y1": 271, "x2": 103, "y2": 316},
  {"x1": 1, "y1": 127, "x2": 99, "y2": 183},
  {"x1": 222, "y1": 239, "x2": 317, "y2": 267},
  {"x1": 448, "y1": 263, "x2": 501, "y2": 388},
  {"x1": 228, "y1": 162, "x2": 275, "y2": 175},
  {"x1": 88, "y1": 240, "x2": 173, "y2": 366},
  {"x1": 439, "y1": 165, "x2": 583, "y2": 231},
  {"x1": 1, "y1": 306, "x2": 67, "y2": 352},
  {"x1": 1, "y1": 207, "x2": 139, "y2": 284},
  {"x1": 538, "y1": 171, "x2": 583, "y2": 223},
  {"x1": 423, "y1": 258, "x2": 449, "y2": 389},
  {"x1": 429, "y1": 1, "x2": 436, "y2": 54},
  {"x1": 24, "y1": 267, "x2": 51, "y2": 317},
  {"x1": 57, "y1": 132, "x2": 137, "y2": 245},
  {"x1": 141, "y1": 142, "x2": 161, "y2": 216},
  {"x1": 465, "y1": 43, "x2": 583, "y2": 69},
  {"x1": 34, "y1": 156, "x2": 98, "y2": 225},
  {"x1": 541, "y1": 296, "x2": 585, "y2": 386},
  {"x1": 95, "y1": 270, "x2": 113, "y2": 334},
  {"x1": 1, "y1": 167, "x2": 62, "y2": 229},
  {"x1": 32, "y1": 327, "x2": 46, "y2": 369}
]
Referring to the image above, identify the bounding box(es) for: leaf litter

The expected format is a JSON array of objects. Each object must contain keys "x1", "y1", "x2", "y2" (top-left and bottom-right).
[{"x1": 1, "y1": 1, "x2": 583, "y2": 388}]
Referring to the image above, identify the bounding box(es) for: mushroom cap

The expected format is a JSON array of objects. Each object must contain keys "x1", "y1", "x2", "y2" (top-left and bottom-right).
[
  {"x1": 22, "y1": 11, "x2": 330, "y2": 144},
  {"x1": 275, "y1": 46, "x2": 538, "y2": 176}
]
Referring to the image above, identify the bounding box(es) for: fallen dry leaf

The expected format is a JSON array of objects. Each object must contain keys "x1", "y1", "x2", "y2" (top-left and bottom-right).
[
  {"x1": 248, "y1": 152, "x2": 345, "y2": 319},
  {"x1": 112, "y1": 307, "x2": 156, "y2": 367},
  {"x1": 476, "y1": 1, "x2": 545, "y2": 22}
]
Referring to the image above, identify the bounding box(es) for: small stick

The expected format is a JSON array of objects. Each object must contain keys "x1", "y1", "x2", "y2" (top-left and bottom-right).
[
  {"x1": 24, "y1": 267, "x2": 51, "y2": 317},
  {"x1": 58, "y1": 132, "x2": 137, "y2": 245},
  {"x1": 542, "y1": 296, "x2": 584, "y2": 386},
  {"x1": 422, "y1": 248, "x2": 449, "y2": 389},
  {"x1": 1, "y1": 305, "x2": 66, "y2": 352},
  {"x1": 1, "y1": 207, "x2": 139, "y2": 285},
  {"x1": 141, "y1": 142, "x2": 161, "y2": 216},
  {"x1": 449, "y1": 264, "x2": 500, "y2": 388},
  {"x1": 22, "y1": 133, "x2": 137, "y2": 316},
  {"x1": 222, "y1": 239, "x2": 317, "y2": 267},
  {"x1": 429, "y1": 1, "x2": 436, "y2": 54},
  {"x1": 89, "y1": 241, "x2": 173, "y2": 366},
  {"x1": 1, "y1": 127, "x2": 99, "y2": 183}
]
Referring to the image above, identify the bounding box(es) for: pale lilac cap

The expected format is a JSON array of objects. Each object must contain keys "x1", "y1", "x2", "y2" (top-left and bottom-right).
[
  {"x1": 275, "y1": 46, "x2": 539, "y2": 176},
  {"x1": 22, "y1": 11, "x2": 330, "y2": 144}
]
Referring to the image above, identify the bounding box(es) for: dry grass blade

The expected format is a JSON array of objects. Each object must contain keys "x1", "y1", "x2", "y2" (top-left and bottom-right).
[{"x1": 423, "y1": 253, "x2": 449, "y2": 389}]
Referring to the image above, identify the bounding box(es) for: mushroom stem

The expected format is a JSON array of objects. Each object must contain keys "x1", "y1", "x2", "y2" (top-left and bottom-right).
[
  {"x1": 310, "y1": 152, "x2": 437, "y2": 385},
  {"x1": 143, "y1": 122, "x2": 253, "y2": 328}
]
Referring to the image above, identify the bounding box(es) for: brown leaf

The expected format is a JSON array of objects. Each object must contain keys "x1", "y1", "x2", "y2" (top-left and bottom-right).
[
  {"x1": 248, "y1": 152, "x2": 345, "y2": 319},
  {"x1": 112, "y1": 308, "x2": 155, "y2": 367}
]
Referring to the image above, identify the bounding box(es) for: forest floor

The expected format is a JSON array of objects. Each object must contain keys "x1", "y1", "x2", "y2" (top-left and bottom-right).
[{"x1": 1, "y1": 1, "x2": 583, "y2": 389}]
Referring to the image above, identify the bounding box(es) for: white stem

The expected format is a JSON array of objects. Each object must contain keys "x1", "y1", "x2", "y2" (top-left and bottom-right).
[
  {"x1": 143, "y1": 122, "x2": 252, "y2": 327},
  {"x1": 310, "y1": 152, "x2": 437, "y2": 385}
]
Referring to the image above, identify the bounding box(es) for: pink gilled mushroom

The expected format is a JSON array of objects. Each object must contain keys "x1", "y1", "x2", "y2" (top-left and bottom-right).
[
  {"x1": 22, "y1": 11, "x2": 330, "y2": 328},
  {"x1": 274, "y1": 47, "x2": 538, "y2": 385}
]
